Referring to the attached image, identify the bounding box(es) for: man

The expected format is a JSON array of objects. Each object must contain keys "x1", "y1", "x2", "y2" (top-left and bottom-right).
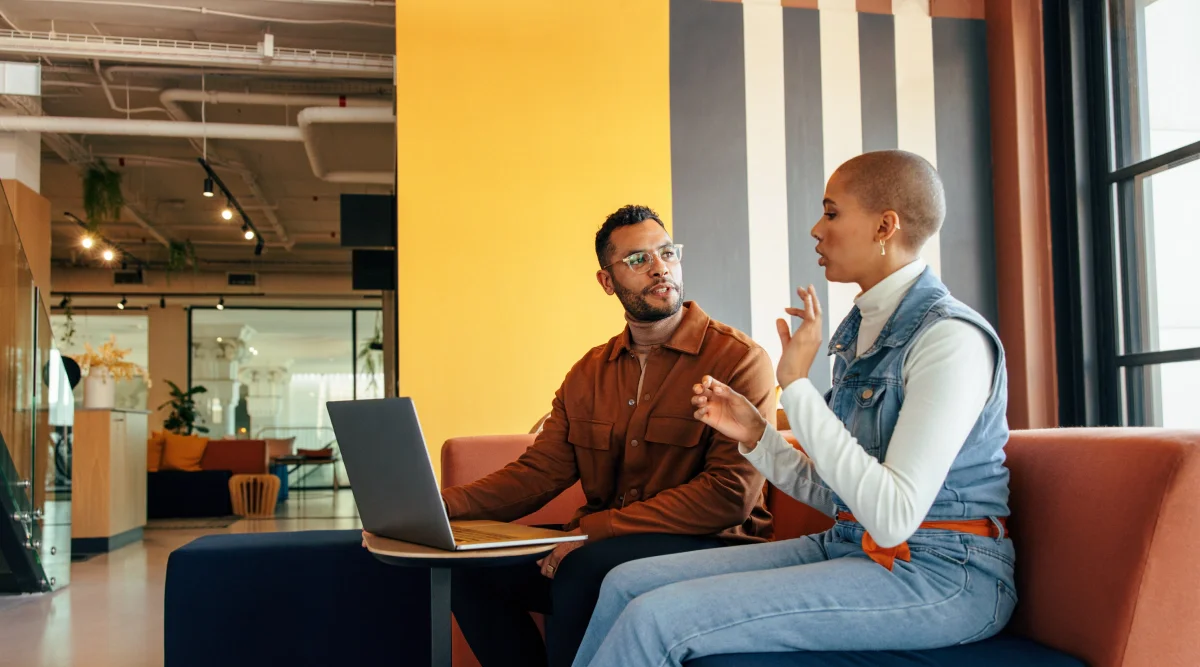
[{"x1": 442, "y1": 205, "x2": 776, "y2": 667}]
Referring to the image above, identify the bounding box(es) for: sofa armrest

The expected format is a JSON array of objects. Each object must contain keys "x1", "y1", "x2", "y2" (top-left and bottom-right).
[
  {"x1": 440, "y1": 435, "x2": 585, "y2": 527},
  {"x1": 1006, "y1": 428, "x2": 1200, "y2": 667},
  {"x1": 201, "y1": 439, "x2": 268, "y2": 474}
]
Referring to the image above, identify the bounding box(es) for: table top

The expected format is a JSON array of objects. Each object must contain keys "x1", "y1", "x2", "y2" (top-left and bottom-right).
[
  {"x1": 364, "y1": 532, "x2": 556, "y2": 568},
  {"x1": 272, "y1": 455, "x2": 338, "y2": 464}
]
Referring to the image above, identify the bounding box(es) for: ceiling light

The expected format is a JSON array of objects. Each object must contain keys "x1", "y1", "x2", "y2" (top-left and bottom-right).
[
  {"x1": 117, "y1": 296, "x2": 127, "y2": 310},
  {"x1": 243, "y1": 227, "x2": 255, "y2": 241},
  {"x1": 81, "y1": 235, "x2": 94, "y2": 249},
  {"x1": 203, "y1": 177, "x2": 214, "y2": 197},
  {"x1": 221, "y1": 206, "x2": 234, "y2": 221},
  {"x1": 59, "y1": 295, "x2": 69, "y2": 309},
  {"x1": 102, "y1": 249, "x2": 115, "y2": 262},
  {"x1": 160, "y1": 296, "x2": 166, "y2": 308},
  {"x1": 216, "y1": 337, "x2": 223, "y2": 343},
  {"x1": 216, "y1": 297, "x2": 225, "y2": 311}
]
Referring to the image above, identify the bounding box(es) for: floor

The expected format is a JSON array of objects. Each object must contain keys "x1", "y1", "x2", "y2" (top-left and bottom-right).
[{"x1": 0, "y1": 490, "x2": 361, "y2": 667}]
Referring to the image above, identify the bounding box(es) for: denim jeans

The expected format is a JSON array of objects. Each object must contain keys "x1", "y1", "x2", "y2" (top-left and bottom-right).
[{"x1": 572, "y1": 520, "x2": 1016, "y2": 667}]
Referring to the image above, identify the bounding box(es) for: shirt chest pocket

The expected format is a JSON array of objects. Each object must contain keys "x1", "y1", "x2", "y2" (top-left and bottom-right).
[
  {"x1": 846, "y1": 384, "x2": 889, "y2": 460},
  {"x1": 644, "y1": 416, "x2": 706, "y2": 449},
  {"x1": 567, "y1": 419, "x2": 613, "y2": 452}
]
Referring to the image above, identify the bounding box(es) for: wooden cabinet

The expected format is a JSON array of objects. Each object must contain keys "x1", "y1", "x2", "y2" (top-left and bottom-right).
[{"x1": 72, "y1": 409, "x2": 148, "y2": 553}]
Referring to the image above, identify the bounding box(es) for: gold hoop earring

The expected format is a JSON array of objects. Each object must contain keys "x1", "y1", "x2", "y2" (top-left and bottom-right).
[{"x1": 879, "y1": 239, "x2": 886, "y2": 257}]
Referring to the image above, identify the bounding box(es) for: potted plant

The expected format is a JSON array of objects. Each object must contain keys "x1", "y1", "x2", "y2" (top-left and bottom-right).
[
  {"x1": 75, "y1": 335, "x2": 151, "y2": 409},
  {"x1": 357, "y1": 314, "x2": 384, "y2": 392},
  {"x1": 159, "y1": 380, "x2": 209, "y2": 435}
]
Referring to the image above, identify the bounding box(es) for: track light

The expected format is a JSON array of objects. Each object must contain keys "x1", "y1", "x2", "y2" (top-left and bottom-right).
[
  {"x1": 160, "y1": 296, "x2": 166, "y2": 308},
  {"x1": 203, "y1": 177, "x2": 214, "y2": 197},
  {"x1": 81, "y1": 234, "x2": 94, "y2": 249},
  {"x1": 244, "y1": 228, "x2": 255, "y2": 241},
  {"x1": 117, "y1": 296, "x2": 127, "y2": 310},
  {"x1": 59, "y1": 295, "x2": 69, "y2": 309},
  {"x1": 216, "y1": 297, "x2": 225, "y2": 311},
  {"x1": 221, "y1": 204, "x2": 234, "y2": 221},
  {"x1": 102, "y1": 249, "x2": 115, "y2": 262}
]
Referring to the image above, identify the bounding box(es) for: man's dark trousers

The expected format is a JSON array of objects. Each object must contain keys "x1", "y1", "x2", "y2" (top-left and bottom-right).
[{"x1": 451, "y1": 532, "x2": 727, "y2": 667}]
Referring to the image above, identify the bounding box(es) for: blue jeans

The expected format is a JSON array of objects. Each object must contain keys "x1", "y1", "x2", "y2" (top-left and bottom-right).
[{"x1": 572, "y1": 520, "x2": 1016, "y2": 667}]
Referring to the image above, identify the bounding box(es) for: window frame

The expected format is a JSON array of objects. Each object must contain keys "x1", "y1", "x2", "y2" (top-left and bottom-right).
[{"x1": 1045, "y1": 0, "x2": 1200, "y2": 427}]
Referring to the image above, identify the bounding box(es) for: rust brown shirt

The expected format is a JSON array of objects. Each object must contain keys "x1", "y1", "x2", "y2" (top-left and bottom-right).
[{"x1": 442, "y1": 302, "x2": 776, "y2": 543}]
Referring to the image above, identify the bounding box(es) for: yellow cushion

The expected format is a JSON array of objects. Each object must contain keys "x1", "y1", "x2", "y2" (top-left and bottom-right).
[
  {"x1": 147, "y1": 430, "x2": 167, "y2": 472},
  {"x1": 160, "y1": 433, "x2": 209, "y2": 472}
]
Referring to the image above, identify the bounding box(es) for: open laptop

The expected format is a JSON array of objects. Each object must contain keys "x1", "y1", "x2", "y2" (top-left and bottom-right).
[{"x1": 327, "y1": 397, "x2": 587, "y2": 551}]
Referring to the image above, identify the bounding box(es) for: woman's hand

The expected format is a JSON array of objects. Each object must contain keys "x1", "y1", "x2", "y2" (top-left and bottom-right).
[
  {"x1": 776, "y1": 285, "x2": 824, "y2": 389},
  {"x1": 692, "y1": 376, "x2": 769, "y2": 448}
]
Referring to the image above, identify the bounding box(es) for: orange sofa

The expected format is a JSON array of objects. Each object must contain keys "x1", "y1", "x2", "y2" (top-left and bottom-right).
[{"x1": 440, "y1": 428, "x2": 1200, "y2": 667}]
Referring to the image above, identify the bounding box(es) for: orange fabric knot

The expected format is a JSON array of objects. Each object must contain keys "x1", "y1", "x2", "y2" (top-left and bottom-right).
[{"x1": 838, "y1": 512, "x2": 1008, "y2": 571}]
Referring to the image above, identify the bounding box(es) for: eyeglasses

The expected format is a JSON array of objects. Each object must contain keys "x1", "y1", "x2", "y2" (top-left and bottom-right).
[{"x1": 603, "y1": 244, "x2": 684, "y2": 274}]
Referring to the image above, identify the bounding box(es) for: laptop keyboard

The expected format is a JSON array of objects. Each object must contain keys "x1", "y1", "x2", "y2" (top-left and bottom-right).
[{"x1": 452, "y1": 526, "x2": 519, "y2": 544}]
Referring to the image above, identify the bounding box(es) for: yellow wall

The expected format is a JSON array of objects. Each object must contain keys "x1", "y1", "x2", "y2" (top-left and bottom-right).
[{"x1": 395, "y1": 0, "x2": 673, "y2": 477}]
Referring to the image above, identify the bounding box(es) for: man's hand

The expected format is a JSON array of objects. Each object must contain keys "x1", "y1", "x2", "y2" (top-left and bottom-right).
[
  {"x1": 776, "y1": 285, "x2": 824, "y2": 389},
  {"x1": 692, "y1": 376, "x2": 769, "y2": 449},
  {"x1": 536, "y1": 528, "x2": 586, "y2": 579},
  {"x1": 361, "y1": 530, "x2": 374, "y2": 548}
]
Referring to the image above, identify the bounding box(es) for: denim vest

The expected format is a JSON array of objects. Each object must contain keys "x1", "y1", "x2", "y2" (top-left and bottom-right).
[{"x1": 824, "y1": 268, "x2": 1010, "y2": 521}]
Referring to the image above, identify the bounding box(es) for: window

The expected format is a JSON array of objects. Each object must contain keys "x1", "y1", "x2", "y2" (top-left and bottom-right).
[
  {"x1": 189, "y1": 307, "x2": 383, "y2": 489},
  {"x1": 1047, "y1": 0, "x2": 1200, "y2": 427}
]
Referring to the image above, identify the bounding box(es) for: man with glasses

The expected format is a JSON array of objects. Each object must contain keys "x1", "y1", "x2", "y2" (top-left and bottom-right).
[{"x1": 442, "y1": 205, "x2": 777, "y2": 667}]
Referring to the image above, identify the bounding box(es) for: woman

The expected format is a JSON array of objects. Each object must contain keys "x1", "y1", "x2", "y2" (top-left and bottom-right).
[{"x1": 571, "y1": 150, "x2": 1015, "y2": 667}]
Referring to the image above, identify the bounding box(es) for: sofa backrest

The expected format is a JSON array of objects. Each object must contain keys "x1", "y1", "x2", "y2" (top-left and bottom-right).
[
  {"x1": 440, "y1": 428, "x2": 1200, "y2": 667},
  {"x1": 441, "y1": 435, "x2": 583, "y2": 527},
  {"x1": 201, "y1": 439, "x2": 269, "y2": 475},
  {"x1": 1004, "y1": 428, "x2": 1200, "y2": 667}
]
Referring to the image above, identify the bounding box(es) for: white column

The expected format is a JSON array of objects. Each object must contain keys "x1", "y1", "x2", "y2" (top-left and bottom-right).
[
  {"x1": 818, "y1": 0, "x2": 865, "y2": 342},
  {"x1": 191, "y1": 326, "x2": 254, "y2": 439},
  {"x1": 0, "y1": 61, "x2": 42, "y2": 192},
  {"x1": 894, "y1": 0, "x2": 941, "y2": 275},
  {"x1": 241, "y1": 365, "x2": 290, "y2": 435},
  {"x1": 743, "y1": 0, "x2": 792, "y2": 369}
]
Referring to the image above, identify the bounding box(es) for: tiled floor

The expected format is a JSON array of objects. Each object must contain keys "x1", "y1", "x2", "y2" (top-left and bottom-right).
[{"x1": 0, "y1": 490, "x2": 361, "y2": 667}]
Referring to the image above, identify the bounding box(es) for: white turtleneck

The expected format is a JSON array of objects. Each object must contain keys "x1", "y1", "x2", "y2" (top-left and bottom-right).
[{"x1": 741, "y1": 260, "x2": 996, "y2": 548}]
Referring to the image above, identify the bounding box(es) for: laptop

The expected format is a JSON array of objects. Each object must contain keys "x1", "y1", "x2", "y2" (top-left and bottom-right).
[{"x1": 327, "y1": 397, "x2": 588, "y2": 551}]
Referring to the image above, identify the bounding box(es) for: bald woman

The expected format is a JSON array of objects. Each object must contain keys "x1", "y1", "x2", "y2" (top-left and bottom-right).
[{"x1": 571, "y1": 150, "x2": 1015, "y2": 667}]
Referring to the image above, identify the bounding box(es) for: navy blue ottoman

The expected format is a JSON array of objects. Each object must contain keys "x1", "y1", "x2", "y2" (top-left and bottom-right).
[
  {"x1": 165, "y1": 530, "x2": 430, "y2": 667},
  {"x1": 686, "y1": 633, "x2": 1085, "y2": 667}
]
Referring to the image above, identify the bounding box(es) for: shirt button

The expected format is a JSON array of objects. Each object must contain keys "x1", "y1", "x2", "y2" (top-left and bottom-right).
[
  {"x1": 631, "y1": 440, "x2": 639, "y2": 447},
  {"x1": 862, "y1": 389, "x2": 874, "y2": 400},
  {"x1": 628, "y1": 489, "x2": 639, "y2": 499},
  {"x1": 644, "y1": 393, "x2": 651, "y2": 401},
  {"x1": 628, "y1": 399, "x2": 636, "y2": 406}
]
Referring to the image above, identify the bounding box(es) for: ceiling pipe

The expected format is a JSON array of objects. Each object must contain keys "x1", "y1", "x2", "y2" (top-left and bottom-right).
[
  {"x1": 296, "y1": 106, "x2": 395, "y2": 185},
  {"x1": 160, "y1": 89, "x2": 391, "y2": 109},
  {"x1": 0, "y1": 115, "x2": 304, "y2": 141}
]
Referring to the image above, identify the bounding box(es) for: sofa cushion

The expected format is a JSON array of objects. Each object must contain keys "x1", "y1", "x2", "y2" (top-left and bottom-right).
[
  {"x1": 147, "y1": 430, "x2": 167, "y2": 472},
  {"x1": 686, "y1": 634, "x2": 1084, "y2": 667},
  {"x1": 201, "y1": 439, "x2": 269, "y2": 475},
  {"x1": 161, "y1": 433, "x2": 208, "y2": 471}
]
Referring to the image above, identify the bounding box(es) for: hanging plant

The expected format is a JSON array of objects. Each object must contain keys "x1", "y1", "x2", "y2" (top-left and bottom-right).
[
  {"x1": 59, "y1": 298, "x2": 77, "y2": 347},
  {"x1": 81, "y1": 161, "x2": 124, "y2": 233},
  {"x1": 164, "y1": 240, "x2": 198, "y2": 284}
]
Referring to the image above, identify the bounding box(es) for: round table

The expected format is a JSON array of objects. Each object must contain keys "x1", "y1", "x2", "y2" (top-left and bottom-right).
[{"x1": 364, "y1": 533, "x2": 556, "y2": 667}]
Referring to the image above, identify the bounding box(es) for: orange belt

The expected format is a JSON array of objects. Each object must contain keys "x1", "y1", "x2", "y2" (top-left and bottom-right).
[{"x1": 837, "y1": 512, "x2": 1007, "y2": 571}]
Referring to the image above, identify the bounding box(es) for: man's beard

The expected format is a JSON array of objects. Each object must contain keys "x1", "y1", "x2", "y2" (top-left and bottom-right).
[{"x1": 614, "y1": 279, "x2": 684, "y2": 322}]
